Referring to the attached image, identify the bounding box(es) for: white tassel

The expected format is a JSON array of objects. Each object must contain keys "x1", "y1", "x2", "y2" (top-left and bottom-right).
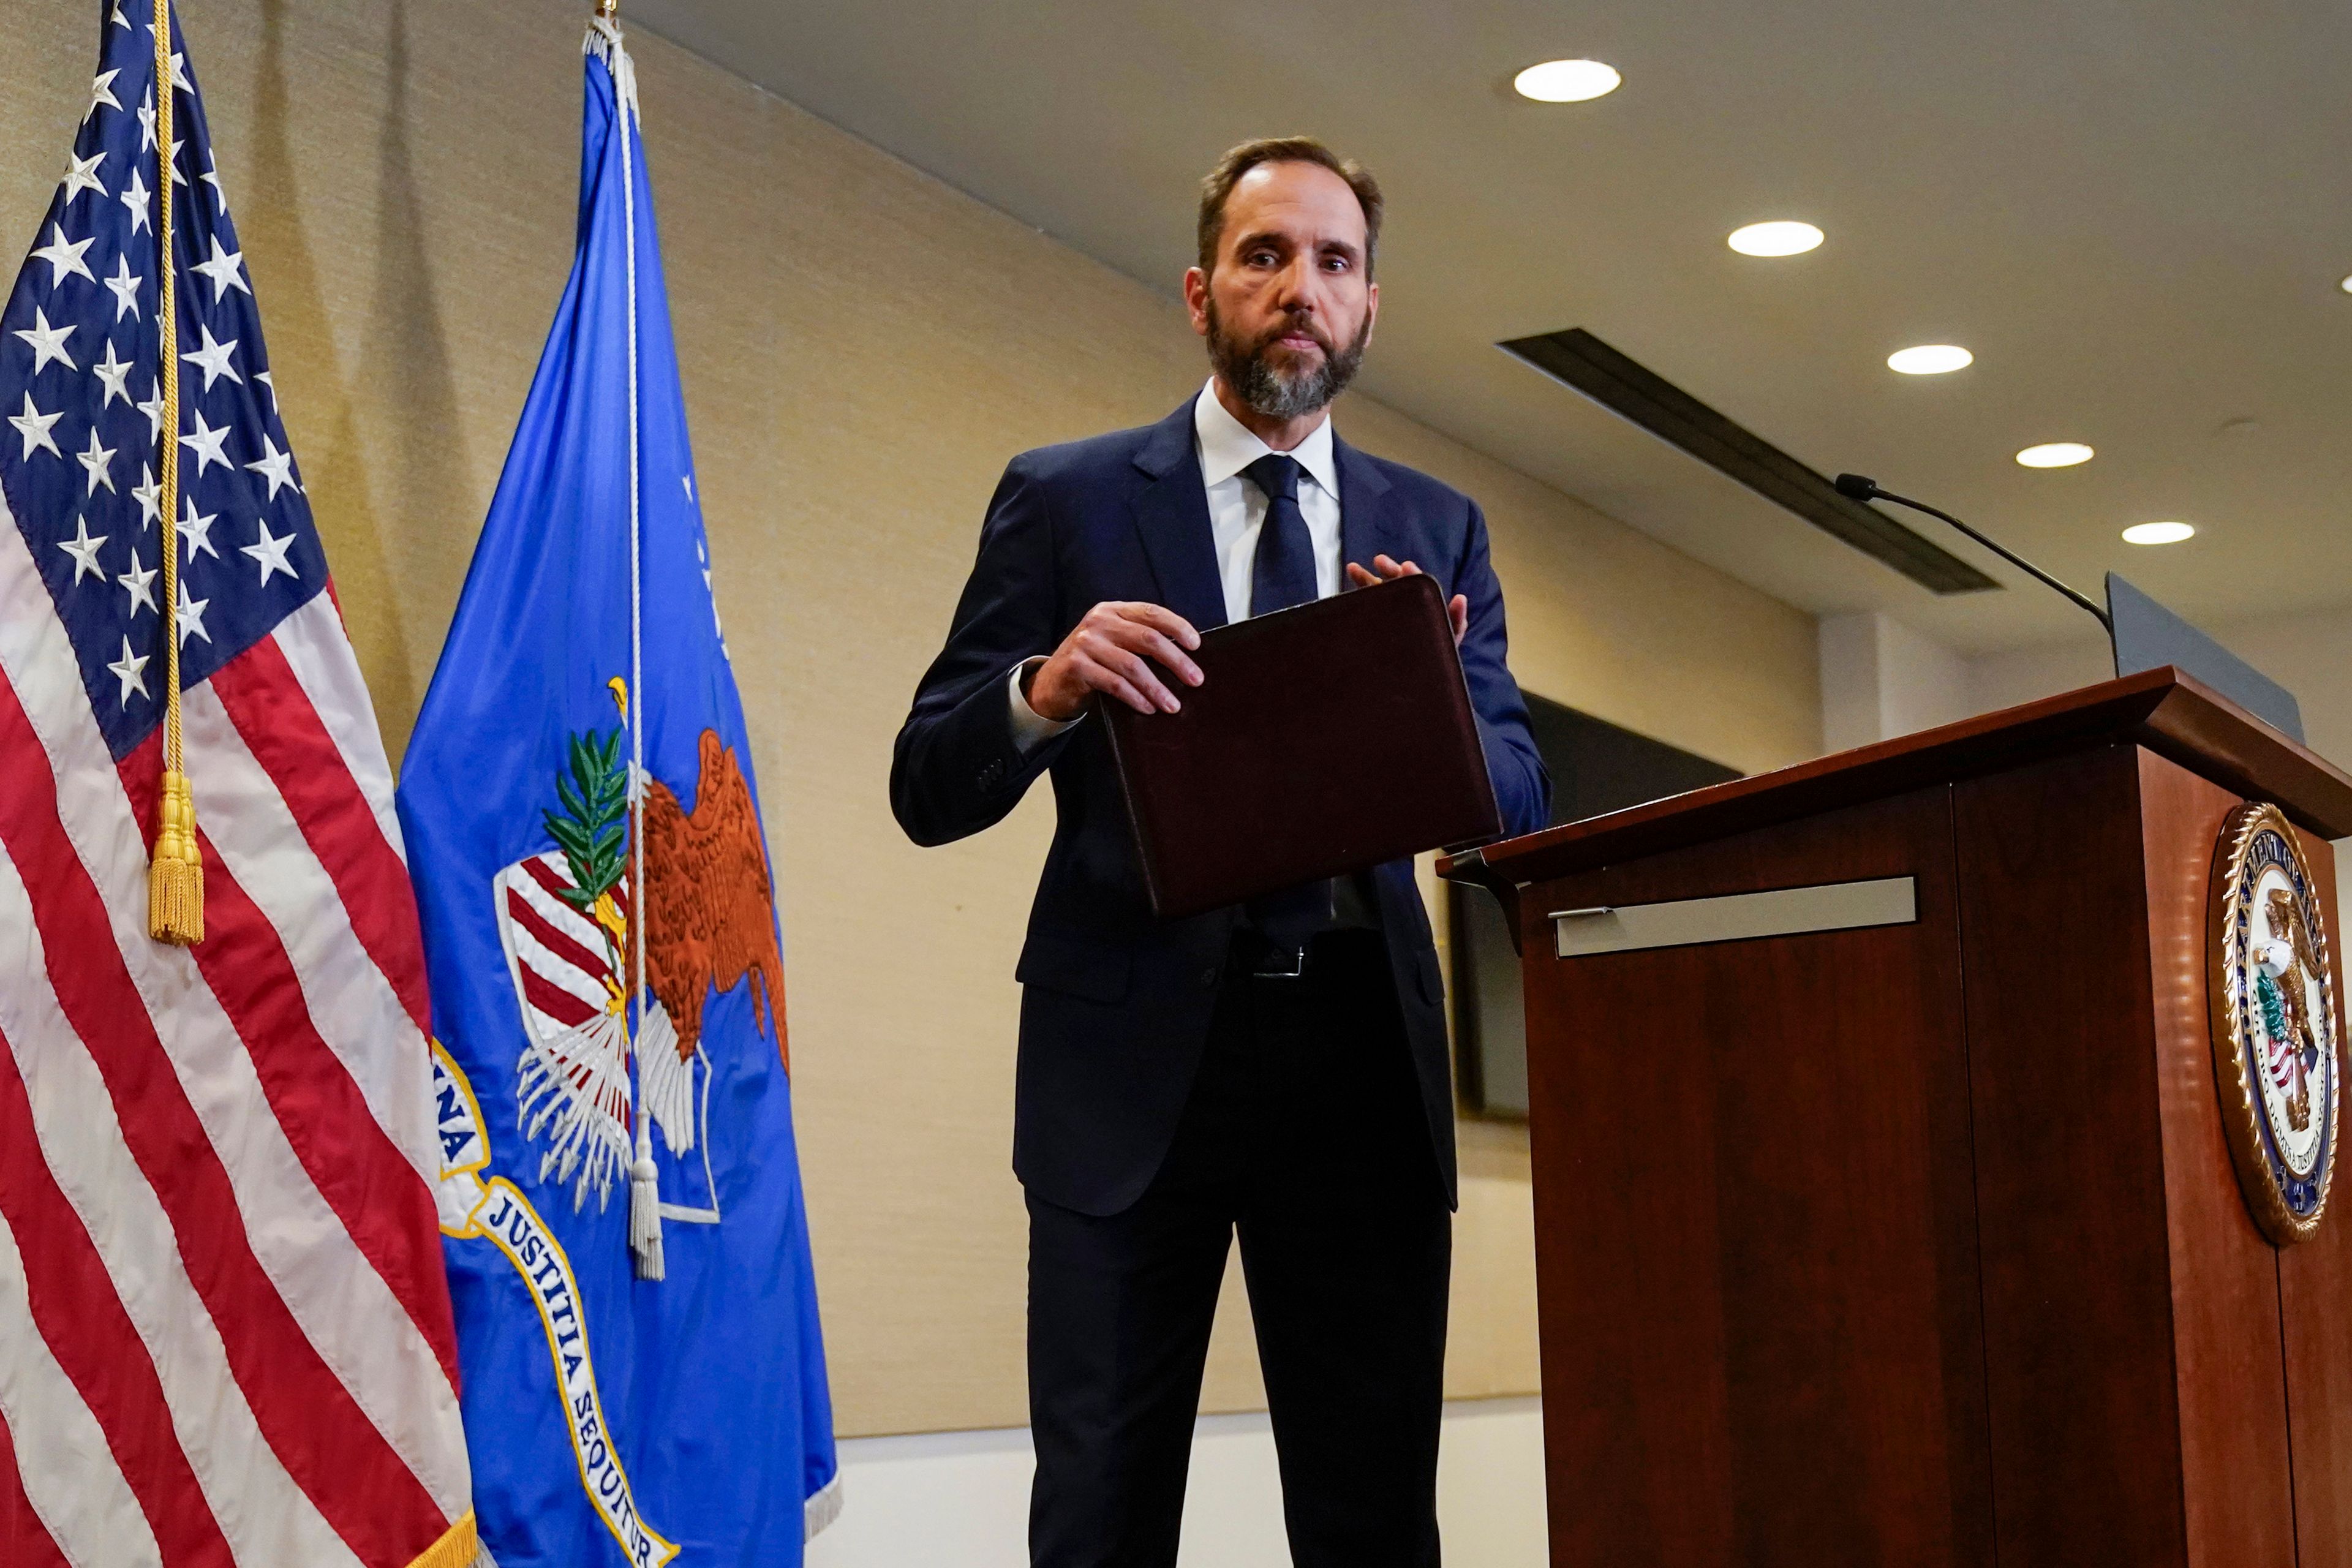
[
  {"x1": 630, "y1": 1152, "x2": 665, "y2": 1280},
  {"x1": 628, "y1": 1001, "x2": 667, "y2": 1278}
]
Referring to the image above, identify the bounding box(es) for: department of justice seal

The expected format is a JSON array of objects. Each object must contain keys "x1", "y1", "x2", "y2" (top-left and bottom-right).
[{"x1": 2209, "y1": 801, "x2": 2340, "y2": 1245}]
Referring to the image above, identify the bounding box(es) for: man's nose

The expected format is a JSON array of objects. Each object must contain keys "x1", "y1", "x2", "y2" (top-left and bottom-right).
[{"x1": 1272, "y1": 255, "x2": 1318, "y2": 310}]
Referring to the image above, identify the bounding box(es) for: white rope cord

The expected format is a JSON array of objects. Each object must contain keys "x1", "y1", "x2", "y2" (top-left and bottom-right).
[{"x1": 597, "y1": 16, "x2": 662, "y2": 1282}]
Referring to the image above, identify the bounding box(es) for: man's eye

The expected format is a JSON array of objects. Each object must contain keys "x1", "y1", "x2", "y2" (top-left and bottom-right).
[
  {"x1": 1247, "y1": 251, "x2": 1278, "y2": 267},
  {"x1": 1323, "y1": 256, "x2": 1351, "y2": 272}
]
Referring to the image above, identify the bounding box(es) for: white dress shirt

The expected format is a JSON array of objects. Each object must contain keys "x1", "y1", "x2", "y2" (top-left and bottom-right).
[
  {"x1": 1194, "y1": 377, "x2": 1344, "y2": 622},
  {"x1": 1009, "y1": 380, "x2": 1343, "y2": 751}
]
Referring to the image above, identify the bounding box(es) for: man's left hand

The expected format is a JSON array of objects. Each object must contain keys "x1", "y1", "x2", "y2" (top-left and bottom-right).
[{"x1": 1347, "y1": 554, "x2": 1468, "y2": 646}]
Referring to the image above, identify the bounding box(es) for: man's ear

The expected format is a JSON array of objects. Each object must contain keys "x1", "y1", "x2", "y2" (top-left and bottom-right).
[
  {"x1": 1362, "y1": 279, "x2": 1379, "y2": 345},
  {"x1": 1183, "y1": 266, "x2": 1211, "y2": 337}
]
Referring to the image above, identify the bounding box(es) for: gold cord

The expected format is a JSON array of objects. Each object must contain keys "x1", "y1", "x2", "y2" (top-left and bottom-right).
[{"x1": 148, "y1": 0, "x2": 201, "y2": 944}]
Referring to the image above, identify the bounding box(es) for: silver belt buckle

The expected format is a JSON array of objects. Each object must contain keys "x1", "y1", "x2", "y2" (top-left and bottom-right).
[{"x1": 1254, "y1": 944, "x2": 1309, "y2": 979}]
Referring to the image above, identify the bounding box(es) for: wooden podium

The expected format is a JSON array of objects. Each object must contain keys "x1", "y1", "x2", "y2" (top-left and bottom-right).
[{"x1": 1441, "y1": 669, "x2": 2352, "y2": 1566}]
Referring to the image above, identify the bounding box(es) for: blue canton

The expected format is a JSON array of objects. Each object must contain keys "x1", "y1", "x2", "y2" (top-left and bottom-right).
[{"x1": 0, "y1": 0, "x2": 326, "y2": 761}]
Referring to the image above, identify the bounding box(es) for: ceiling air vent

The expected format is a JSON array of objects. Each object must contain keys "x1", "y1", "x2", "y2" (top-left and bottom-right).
[{"x1": 1499, "y1": 328, "x2": 1997, "y2": 596}]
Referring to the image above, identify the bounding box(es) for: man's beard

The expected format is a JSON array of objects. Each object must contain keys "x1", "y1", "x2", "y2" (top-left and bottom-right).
[{"x1": 1205, "y1": 300, "x2": 1370, "y2": 421}]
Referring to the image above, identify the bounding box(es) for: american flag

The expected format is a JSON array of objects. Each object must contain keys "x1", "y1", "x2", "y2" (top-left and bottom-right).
[{"x1": 0, "y1": 6, "x2": 478, "y2": 1567}]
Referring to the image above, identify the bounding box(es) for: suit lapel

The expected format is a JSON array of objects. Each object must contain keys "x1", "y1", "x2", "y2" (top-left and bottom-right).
[
  {"x1": 1129, "y1": 397, "x2": 1230, "y2": 632},
  {"x1": 1335, "y1": 433, "x2": 1401, "y2": 580}
]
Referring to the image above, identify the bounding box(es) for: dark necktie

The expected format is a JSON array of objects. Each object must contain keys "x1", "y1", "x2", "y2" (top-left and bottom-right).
[
  {"x1": 1238, "y1": 453, "x2": 1332, "y2": 948},
  {"x1": 1244, "y1": 454, "x2": 1317, "y2": 617}
]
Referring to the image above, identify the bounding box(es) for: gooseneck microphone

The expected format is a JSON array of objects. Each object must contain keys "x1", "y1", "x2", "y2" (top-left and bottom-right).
[{"x1": 1833, "y1": 473, "x2": 2112, "y2": 632}]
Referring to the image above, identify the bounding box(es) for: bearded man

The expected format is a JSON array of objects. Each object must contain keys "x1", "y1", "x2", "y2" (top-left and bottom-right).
[{"x1": 892, "y1": 137, "x2": 1548, "y2": 1567}]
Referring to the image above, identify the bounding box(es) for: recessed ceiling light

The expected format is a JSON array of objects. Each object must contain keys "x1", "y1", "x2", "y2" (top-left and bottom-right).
[
  {"x1": 1727, "y1": 221, "x2": 1823, "y2": 257},
  {"x1": 1887, "y1": 344, "x2": 1973, "y2": 375},
  {"x1": 2122, "y1": 521, "x2": 2195, "y2": 545},
  {"x1": 1512, "y1": 59, "x2": 1621, "y2": 102},
  {"x1": 2016, "y1": 442, "x2": 2094, "y2": 468},
  {"x1": 2340, "y1": 274, "x2": 2352, "y2": 294}
]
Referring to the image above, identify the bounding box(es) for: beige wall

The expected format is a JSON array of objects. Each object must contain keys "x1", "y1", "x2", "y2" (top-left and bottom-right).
[{"x1": 0, "y1": 0, "x2": 1819, "y2": 1435}]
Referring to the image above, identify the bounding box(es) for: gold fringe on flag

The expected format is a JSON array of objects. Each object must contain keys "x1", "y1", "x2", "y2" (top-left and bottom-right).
[
  {"x1": 405, "y1": 1511, "x2": 489, "y2": 1568},
  {"x1": 147, "y1": 0, "x2": 202, "y2": 944}
]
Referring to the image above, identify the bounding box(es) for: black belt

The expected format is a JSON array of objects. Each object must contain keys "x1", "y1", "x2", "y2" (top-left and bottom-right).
[{"x1": 1230, "y1": 926, "x2": 1381, "y2": 981}]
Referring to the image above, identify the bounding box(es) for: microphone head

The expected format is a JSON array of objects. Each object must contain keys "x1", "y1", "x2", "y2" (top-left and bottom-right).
[{"x1": 1833, "y1": 472, "x2": 1880, "y2": 500}]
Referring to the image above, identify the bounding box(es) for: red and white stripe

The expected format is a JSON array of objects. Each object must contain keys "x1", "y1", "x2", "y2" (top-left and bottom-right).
[
  {"x1": 497, "y1": 851, "x2": 624, "y2": 1035},
  {"x1": 0, "y1": 510, "x2": 473, "y2": 1566}
]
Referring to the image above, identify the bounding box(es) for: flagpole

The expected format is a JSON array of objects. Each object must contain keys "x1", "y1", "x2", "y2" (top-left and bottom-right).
[
  {"x1": 598, "y1": 6, "x2": 663, "y2": 1282},
  {"x1": 148, "y1": 0, "x2": 203, "y2": 944}
]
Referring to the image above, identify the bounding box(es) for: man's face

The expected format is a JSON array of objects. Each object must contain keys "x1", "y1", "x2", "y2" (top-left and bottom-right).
[{"x1": 1186, "y1": 160, "x2": 1379, "y2": 421}]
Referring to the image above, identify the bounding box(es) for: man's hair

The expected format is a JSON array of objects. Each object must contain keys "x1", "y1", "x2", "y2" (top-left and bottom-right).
[{"x1": 1196, "y1": 137, "x2": 1383, "y2": 276}]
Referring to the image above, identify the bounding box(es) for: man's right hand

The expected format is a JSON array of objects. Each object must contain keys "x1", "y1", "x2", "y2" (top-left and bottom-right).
[{"x1": 1027, "y1": 602, "x2": 1204, "y2": 718}]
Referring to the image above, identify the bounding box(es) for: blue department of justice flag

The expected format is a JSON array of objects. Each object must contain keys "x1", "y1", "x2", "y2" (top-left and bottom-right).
[{"x1": 395, "y1": 19, "x2": 838, "y2": 1565}]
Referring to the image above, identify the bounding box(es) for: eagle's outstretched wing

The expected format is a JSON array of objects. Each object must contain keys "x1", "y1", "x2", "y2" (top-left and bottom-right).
[{"x1": 636, "y1": 730, "x2": 788, "y2": 1068}]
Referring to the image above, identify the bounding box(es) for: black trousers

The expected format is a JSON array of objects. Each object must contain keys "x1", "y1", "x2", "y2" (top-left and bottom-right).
[{"x1": 1027, "y1": 930, "x2": 1451, "y2": 1568}]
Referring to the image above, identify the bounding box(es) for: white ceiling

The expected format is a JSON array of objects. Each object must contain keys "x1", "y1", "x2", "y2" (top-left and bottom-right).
[{"x1": 627, "y1": 0, "x2": 2352, "y2": 654}]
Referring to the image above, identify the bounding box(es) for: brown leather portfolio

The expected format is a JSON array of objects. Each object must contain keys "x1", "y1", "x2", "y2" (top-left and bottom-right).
[{"x1": 1099, "y1": 573, "x2": 1501, "y2": 920}]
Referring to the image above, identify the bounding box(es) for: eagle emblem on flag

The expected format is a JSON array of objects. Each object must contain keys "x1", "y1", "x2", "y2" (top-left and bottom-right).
[{"x1": 497, "y1": 687, "x2": 786, "y2": 1218}]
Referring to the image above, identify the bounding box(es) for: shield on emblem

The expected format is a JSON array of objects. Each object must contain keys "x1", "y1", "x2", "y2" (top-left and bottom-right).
[
  {"x1": 494, "y1": 849, "x2": 709, "y2": 1216},
  {"x1": 494, "y1": 851, "x2": 639, "y2": 1211}
]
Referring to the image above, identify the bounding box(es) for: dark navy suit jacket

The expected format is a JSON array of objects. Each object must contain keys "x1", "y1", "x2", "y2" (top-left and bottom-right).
[{"x1": 891, "y1": 396, "x2": 1549, "y2": 1217}]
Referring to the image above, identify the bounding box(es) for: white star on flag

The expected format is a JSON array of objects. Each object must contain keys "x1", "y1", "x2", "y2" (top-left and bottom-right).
[
  {"x1": 105, "y1": 635, "x2": 149, "y2": 707},
  {"x1": 56, "y1": 515, "x2": 108, "y2": 583},
  {"x1": 86, "y1": 67, "x2": 120, "y2": 121},
  {"x1": 61, "y1": 149, "x2": 108, "y2": 205},
  {"x1": 29, "y1": 223, "x2": 95, "y2": 289},
  {"x1": 9, "y1": 392, "x2": 62, "y2": 460},
  {"x1": 77, "y1": 426, "x2": 116, "y2": 496},
  {"x1": 179, "y1": 405, "x2": 232, "y2": 473},
  {"x1": 181, "y1": 322, "x2": 241, "y2": 391},
  {"x1": 190, "y1": 235, "x2": 250, "y2": 302},
  {"x1": 130, "y1": 461, "x2": 160, "y2": 529},
  {"x1": 254, "y1": 368, "x2": 275, "y2": 407},
  {"x1": 119, "y1": 164, "x2": 150, "y2": 235},
  {"x1": 137, "y1": 377, "x2": 163, "y2": 440},
  {"x1": 243, "y1": 518, "x2": 298, "y2": 585},
  {"x1": 179, "y1": 494, "x2": 219, "y2": 563},
  {"x1": 167, "y1": 49, "x2": 192, "y2": 92},
  {"x1": 117, "y1": 547, "x2": 157, "y2": 617},
  {"x1": 245, "y1": 432, "x2": 298, "y2": 499},
  {"x1": 91, "y1": 338, "x2": 133, "y2": 407},
  {"x1": 137, "y1": 95, "x2": 154, "y2": 153},
  {"x1": 695, "y1": 534, "x2": 728, "y2": 653},
  {"x1": 175, "y1": 579, "x2": 211, "y2": 646},
  {"x1": 103, "y1": 253, "x2": 142, "y2": 322},
  {"x1": 12, "y1": 307, "x2": 77, "y2": 375}
]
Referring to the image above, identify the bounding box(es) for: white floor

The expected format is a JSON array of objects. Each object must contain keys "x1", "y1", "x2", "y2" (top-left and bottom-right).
[{"x1": 805, "y1": 1396, "x2": 1548, "y2": 1566}]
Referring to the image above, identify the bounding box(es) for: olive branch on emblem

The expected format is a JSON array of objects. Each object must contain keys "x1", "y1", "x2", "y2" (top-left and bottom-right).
[{"x1": 543, "y1": 728, "x2": 632, "y2": 990}]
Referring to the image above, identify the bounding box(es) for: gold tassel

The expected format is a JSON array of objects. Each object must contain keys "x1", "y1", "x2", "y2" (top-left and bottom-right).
[{"x1": 148, "y1": 770, "x2": 203, "y2": 945}]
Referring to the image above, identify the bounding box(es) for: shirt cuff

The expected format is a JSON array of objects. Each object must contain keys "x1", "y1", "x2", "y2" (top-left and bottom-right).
[{"x1": 1008, "y1": 657, "x2": 1082, "y2": 755}]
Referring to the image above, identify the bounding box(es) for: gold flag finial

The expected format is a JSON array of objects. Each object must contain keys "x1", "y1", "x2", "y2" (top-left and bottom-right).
[{"x1": 147, "y1": 0, "x2": 202, "y2": 944}]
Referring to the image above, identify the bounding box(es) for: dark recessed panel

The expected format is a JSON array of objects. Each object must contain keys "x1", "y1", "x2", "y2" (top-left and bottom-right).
[{"x1": 1499, "y1": 328, "x2": 1999, "y2": 597}]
